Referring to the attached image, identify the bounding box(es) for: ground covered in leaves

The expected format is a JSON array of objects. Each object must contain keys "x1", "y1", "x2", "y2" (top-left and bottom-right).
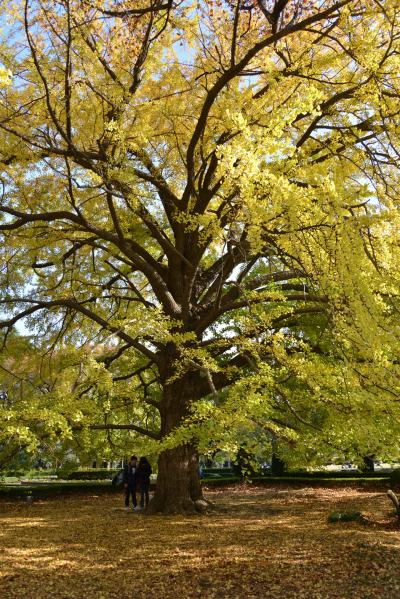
[{"x1": 1, "y1": 484, "x2": 399, "y2": 598}]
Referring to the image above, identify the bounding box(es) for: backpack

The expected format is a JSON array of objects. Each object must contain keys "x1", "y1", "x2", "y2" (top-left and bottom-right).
[{"x1": 112, "y1": 469, "x2": 124, "y2": 489}]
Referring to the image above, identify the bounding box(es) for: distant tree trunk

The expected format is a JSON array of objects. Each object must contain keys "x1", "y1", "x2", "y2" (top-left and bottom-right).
[
  {"x1": 271, "y1": 454, "x2": 286, "y2": 476},
  {"x1": 362, "y1": 456, "x2": 375, "y2": 473},
  {"x1": 270, "y1": 435, "x2": 286, "y2": 475}
]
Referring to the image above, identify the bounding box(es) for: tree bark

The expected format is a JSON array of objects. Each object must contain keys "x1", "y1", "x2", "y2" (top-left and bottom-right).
[
  {"x1": 148, "y1": 443, "x2": 203, "y2": 514},
  {"x1": 147, "y1": 355, "x2": 207, "y2": 514}
]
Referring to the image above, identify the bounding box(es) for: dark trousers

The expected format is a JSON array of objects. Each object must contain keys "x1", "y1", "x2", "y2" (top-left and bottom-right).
[
  {"x1": 124, "y1": 485, "x2": 137, "y2": 508},
  {"x1": 139, "y1": 481, "x2": 150, "y2": 507}
]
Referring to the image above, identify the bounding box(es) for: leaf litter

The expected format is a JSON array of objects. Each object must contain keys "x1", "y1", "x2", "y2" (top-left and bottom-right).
[{"x1": 0, "y1": 484, "x2": 399, "y2": 598}]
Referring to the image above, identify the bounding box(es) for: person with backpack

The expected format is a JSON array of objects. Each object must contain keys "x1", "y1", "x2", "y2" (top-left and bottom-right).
[
  {"x1": 135, "y1": 456, "x2": 152, "y2": 509},
  {"x1": 123, "y1": 455, "x2": 138, "y2": 511}
]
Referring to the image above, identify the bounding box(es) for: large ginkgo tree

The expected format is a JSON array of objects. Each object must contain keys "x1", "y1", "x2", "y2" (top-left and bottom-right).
[{"x1": 1, "y1": 0, "x2": 400, "y2": 512}]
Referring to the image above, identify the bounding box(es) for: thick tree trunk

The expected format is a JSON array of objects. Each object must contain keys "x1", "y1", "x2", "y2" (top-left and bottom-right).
[
  {"x1": 147, "y1": 358, "x2": 207, "y2": 514},
  {"x1": 271, "y1": 454, "x2": 286, "y2": 476},
  {"x1": 148, "y1": 443, "x2": 204, "y2": 514},
  {"x1": 362, "y1": 456, "x2": 375, "y2": 473}
]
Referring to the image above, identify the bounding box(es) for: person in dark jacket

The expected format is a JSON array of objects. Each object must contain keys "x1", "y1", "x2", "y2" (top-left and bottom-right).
[
  {"x1": 135, "y1": 456, "x2": 152, "y2": 509},
  {"x1": 123, "y1": 455, "x2": 138, "y2": 511}
]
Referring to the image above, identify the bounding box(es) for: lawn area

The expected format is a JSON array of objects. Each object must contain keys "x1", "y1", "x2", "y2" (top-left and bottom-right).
[{"x1": 0, "y1": 484, "x2": 399, "y2": 599}]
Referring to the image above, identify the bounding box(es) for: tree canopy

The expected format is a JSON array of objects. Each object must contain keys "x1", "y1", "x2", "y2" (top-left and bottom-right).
[{"x1": 1, "y1": 0, "x2": 400, "y2": 511}]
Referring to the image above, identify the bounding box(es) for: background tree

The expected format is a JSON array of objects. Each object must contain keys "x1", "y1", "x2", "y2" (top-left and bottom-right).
[{"x1": 1, "y1": 0, "x2": 400, "y2": 512}]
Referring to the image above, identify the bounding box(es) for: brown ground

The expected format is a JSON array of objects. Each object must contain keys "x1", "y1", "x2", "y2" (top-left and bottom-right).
[{"x1": 0, "y1": 484, "x2": 399, "y2": 599}]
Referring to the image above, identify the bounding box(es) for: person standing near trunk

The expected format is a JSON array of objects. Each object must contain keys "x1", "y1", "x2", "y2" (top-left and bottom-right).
[
  {"x1": 136, "y1": 456, "x2": 152, "y2": 509},
  {"x1": 123, "y1": 455, "x2": 138, "y2": 512}
]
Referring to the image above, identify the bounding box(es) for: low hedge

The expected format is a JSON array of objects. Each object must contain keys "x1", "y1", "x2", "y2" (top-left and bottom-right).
[
  {"x1": 0, "y1": 469, "x2": 57, "y2": 478},
  {"x1": 0, "y1": 469, "x2": 30, "y2": 478},
  {"x1": 0, "y1": 474, "x2": 389, "y2": 499},
  {"x1": 256, "y1": 470, "x2": 389, "y2": 479},
  {"x1": 0, "y1": 480, "x2": 116, "y2": 499},
  {"x1": 202, "y1": 475, "x2": 389, "y2": 487},
  {"x1": 203, "y1": 468, "x2": 391, "y2": 479},
  {"x1": 0, "y1": 468, "x2": 118, "y2": 480},
  {"x1": 262, "y1": 470, "x2": 389, "y2": 479},
  {"x1": 64, "y1": 469, "x2": 119, "y2": 481}
]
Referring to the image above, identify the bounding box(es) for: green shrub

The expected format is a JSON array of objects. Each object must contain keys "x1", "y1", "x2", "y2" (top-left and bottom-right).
[
  {"x1": 57, "y1": 459, "x2": 80, "y2": 479},
  {"x1": 65, "y1": 469, "x2": 119, "y2": 480},
  {"x1": 328, "y1": 511, "x2": 364, "y2": 523}
]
